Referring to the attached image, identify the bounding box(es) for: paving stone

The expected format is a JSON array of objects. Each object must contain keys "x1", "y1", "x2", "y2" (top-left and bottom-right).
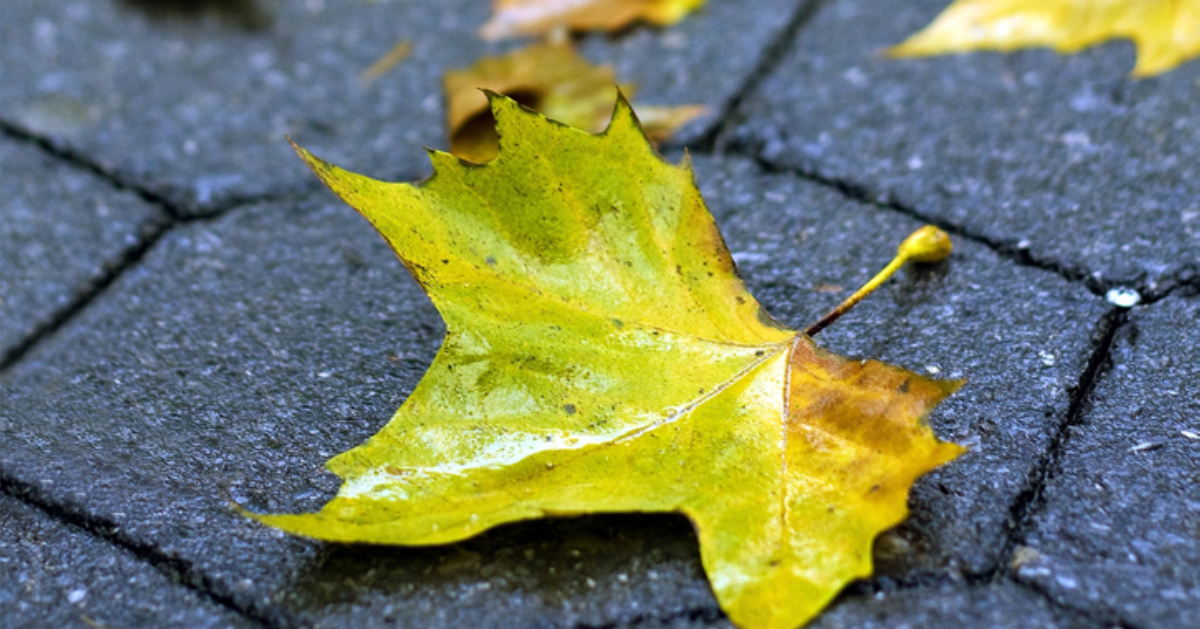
[
  {"x1": 0, "y1": 151, "x2": 1106, "y2": 627},
  {"x1": 0, "y1": 493, "x2": 256, "y2": 629},
  {"x1": 1014, "y1": 296, "x2": 1200, "y2": 629},
  {"x1": 0, "y1": 136, "x2": 163, "y2": 361},
  {"x1": 808, "y1": 581, "x2": 1084, "y2": 629},
  {"x1": 0, "y1": 0, "x2": 803, "y2": 215},
  {"x1": 730, "y1": 0, "x2": 1200, "y2": 291},
  {"x1": 644, "y1": 582, "x2": 1086, "y2": 629}
]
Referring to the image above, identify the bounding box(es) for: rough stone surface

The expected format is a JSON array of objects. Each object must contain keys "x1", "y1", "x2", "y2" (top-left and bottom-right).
[
  {"x1": 0, "y1": 136, "x2": 163, "y2": 360},
  {"x1": 0, "y1": 493, "x2": 255, "y2": 629},
  {"x1": 730, "y1": 0, "x2": 1200, "y2": 291},
  {"x1": 1, "y1": 152, "x2": 1104, "y2": 627},
  {"x1": 809, "y1": 582, "x2": 1083, "y2": 629},
  {"x1": 0, "y1": 0, "x2": 803, "y2": 214},
  {"x1": 626, "y1": 583, "x2": 1082, "y2": 629},
  {"x1": 1014, "y1": 296, "x2": 1200, "y2": 629}
]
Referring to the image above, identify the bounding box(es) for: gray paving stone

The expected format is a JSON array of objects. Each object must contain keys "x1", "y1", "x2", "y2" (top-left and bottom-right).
[
  {"x1": 0, "y1": 151, "x2": 1105, "y2": 627},
  {"x1": 730, "y1": 0, "x2": 1200, "y2": 291},
  {"x1": 647, "y1": 582, "x2": 1088, "y2": 629},
  {"x1": 807, "y1": 581, "x2": 1081, "y2": 629},
  {"x1": 1014, "y1": 296, "x2": 1200, "y2": 629},
  {"x1": 0, "y1": 0, "x2": 803, "y2": 214},
  {"x1": 0, "y1": 136, "x2": 163, "y2": 361},
  {"x1": 0, "y1": 493, "x2": 256, "y2": 629}
]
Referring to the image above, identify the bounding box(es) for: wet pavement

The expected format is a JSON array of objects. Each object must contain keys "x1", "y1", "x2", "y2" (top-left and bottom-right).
[{"x1": 2, "y1": 1, "x2": 1196, "y2": 628}]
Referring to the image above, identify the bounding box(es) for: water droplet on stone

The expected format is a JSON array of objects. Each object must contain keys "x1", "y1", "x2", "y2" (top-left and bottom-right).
[{"x1": 1105, "y1": 287, "x2": 1141, "y2": 308}]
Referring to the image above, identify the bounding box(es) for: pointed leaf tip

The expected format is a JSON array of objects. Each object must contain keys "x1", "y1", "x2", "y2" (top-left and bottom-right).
[{"x1": 608, "y1": 89, "x2": 641, "y2": 132}]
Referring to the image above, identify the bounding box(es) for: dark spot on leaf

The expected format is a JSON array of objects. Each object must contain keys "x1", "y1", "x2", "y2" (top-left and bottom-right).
[
  {"x1": 755, "y1": 350, "x2": 765, "y2": 356},
  {"x1": 898, "y1": 379, "x2": 911, "y2": 393},
  {"x1": 563, "y1": 404, "x2": 577, "y2": 415}
]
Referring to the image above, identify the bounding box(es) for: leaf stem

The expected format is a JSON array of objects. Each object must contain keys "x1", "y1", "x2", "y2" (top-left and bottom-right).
[{"x1": 804, "y1": 226, "x2": 951, "y2": 337}]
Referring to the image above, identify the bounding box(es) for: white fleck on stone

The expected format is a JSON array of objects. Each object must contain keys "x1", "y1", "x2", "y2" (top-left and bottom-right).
[
  {"x1": 1105, "y1": 287, "x2": 1141, "y2": 308},
  {"x1": 1061, "y1": 131, "x2": 1091, "y2": 147},
  {"x1": 1181, "y1": 430, "x2": 1199, "y2": 440},
  {"x1": 1039, "y1": 351, "x2": 1056, "y2": 367},
  {"x1": 844, "y1": 67, "x2": 868, "y2": 86},
  {"x1": 1055, "y1": 574, "x2": 1079, "y2": 589},
  {"x1": 662, "y1": 32, "x2": 687, "y2": 50},
  {"x1": 924, "y1": 365, "x2": 940, "y2": 375},
  {"x1": 67, "y1": 588, "x2": 87, "y2": 604}
]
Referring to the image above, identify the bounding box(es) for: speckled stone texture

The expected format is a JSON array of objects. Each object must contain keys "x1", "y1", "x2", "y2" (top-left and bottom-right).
[
  {"x1": 0, "y1": 493, "x2": 255, "y2": 629},
  {"x1": 0, "y1": 0, "x2": 807, "y2": 214},
  {"x1": 1013, "y1": 296, "x2": 1200, "y2": 629},
  {"x1": 1, "y1": 153, "x2": 1105, "y2": 627},
  {"x1": 3, "y1": 1, "x2": 1197, "y2": 627},
  {"x1": 0, "y1": 136, "x2": 163, "y2": 361},
  {"x1": 729, "y1": 0, "x2": 1200, "y2": 292}
]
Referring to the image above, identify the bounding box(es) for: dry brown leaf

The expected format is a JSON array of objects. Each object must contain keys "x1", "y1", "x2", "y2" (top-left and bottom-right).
[
  {"x1": 481, "y1": 0, "x2": 706, "y2": 40},
  {"x1": 443, "y1": 42, "x2": 705, "y2": 163}
]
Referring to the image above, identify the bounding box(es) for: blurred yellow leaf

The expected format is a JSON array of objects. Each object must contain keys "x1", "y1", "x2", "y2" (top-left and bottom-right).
[
  {"x1": 891, "y1": 0, "x2": 1200, "y2": 77},
  {"x1": 443, "y1": 42, "x2": 705, "y2": 163},
  {"x1": 481, "y1": 0, "x2": 706, "y2": 40},
  {"x1": 254, "y1": 94, "x2": 962, "y2": 629}
]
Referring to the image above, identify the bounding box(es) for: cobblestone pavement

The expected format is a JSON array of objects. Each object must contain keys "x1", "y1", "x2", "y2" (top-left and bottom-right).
[{"x1": 2, "y1": 1, "x2": 1196, "y2": 628}]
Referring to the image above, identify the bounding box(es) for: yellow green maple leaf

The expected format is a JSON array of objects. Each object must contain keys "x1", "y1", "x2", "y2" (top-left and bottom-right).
[
  {"x1": 890, "y1": 0, "x2": 1200, "y2": 77},
  {"x1": 253, "y1": 93, "x2": 963, "y2": 629},
  {"x1": 481, "y1": 0, "x2": 706, "y2": 40}
]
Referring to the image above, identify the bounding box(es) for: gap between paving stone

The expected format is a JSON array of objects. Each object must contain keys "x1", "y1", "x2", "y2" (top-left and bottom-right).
[
  {"x1": 992, "y1": 307, "x2": 1127, "y2": 581},
  {"x1": 0, "y1": 120, "x2": 319, "y2": 221},
  {"x1": 568, "y1": 603, "x2": 724, "y2": 629},
  {"x1": 1007, "y1": 296, "x2": 1199, "y2": 629},
  {"x1": 0, "y1": 473, "x2": 279, "y2": 629},
  {"x1": 721, "y1": 145, "x2": 1117, "y2": 301},
  {"x1": 696, "y1": 0, "x2": 832, "y2": 155},
  {"x1": 0, "y1": 124, "x2": 325, "y2": 374},
  {"x1": 0, "y1": 215, "x2": 170, "y2": 373},
  {"x1": 665, "y1": 0, "x2": 827, "y2": 154}
]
